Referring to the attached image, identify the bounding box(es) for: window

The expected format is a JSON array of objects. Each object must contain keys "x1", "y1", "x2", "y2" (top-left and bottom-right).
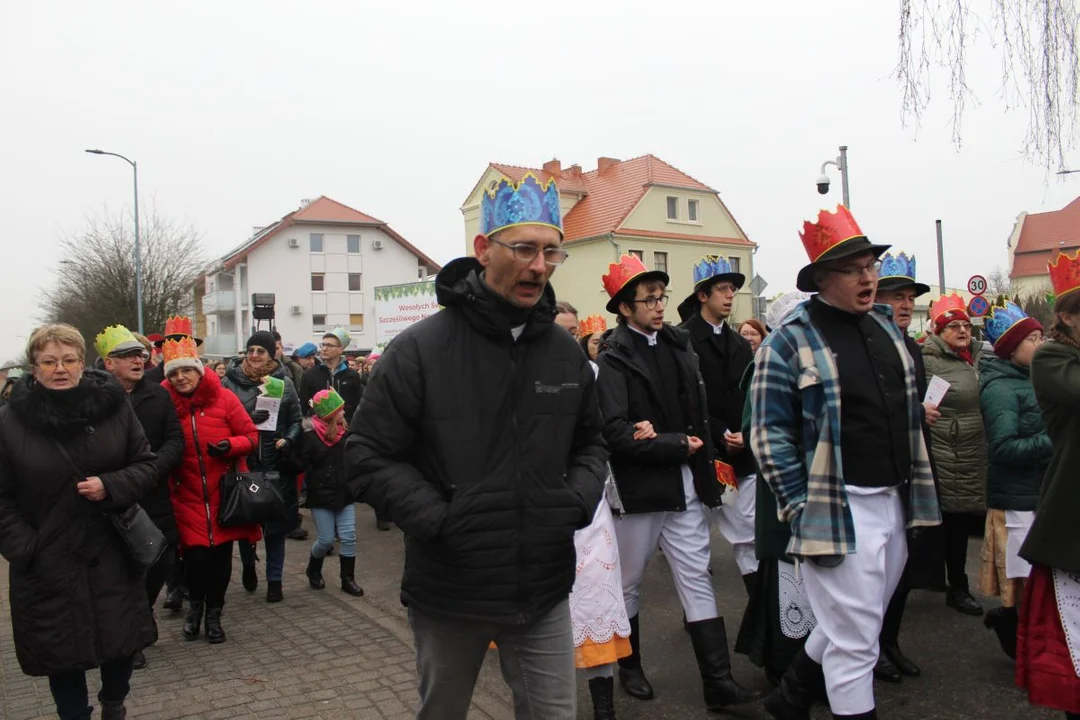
[
  {"x1": 728, "y1": 257, "x2": 741, "y2": 274},
  {"x1": 688, "y1": 199, "x2": 699, "y2": 222},
  {"x1": 629, "y1": 249, "x2": 644, "y2": 261},
  {"x1": 309, "y1": 233, "x2": 324, "y2": 252},
  {"x1": 311, "y1": 273, "x2": 325, "y2": 291},
  {"x1": 349, "y1": 313, "x2": 364, "y2": 330},
  {"x1": 654, "y1": 251, "x2": 668, "y2": 274},
  {"x1": 666, "y1": 196, "x2": 679, "y2": 220},
  {"x1": 347, "y1": 235, "x2": 361, "y2": 253},
  {"x1": 312, "y1": 314, "x2": 327, "y2": 328},
  {"x1": 348, "y1": 273, "x2": 362, "y2": 291}
]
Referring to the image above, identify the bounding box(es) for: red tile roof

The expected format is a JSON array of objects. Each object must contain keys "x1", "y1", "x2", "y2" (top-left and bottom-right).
[
  {"x1": 221, "y1": 196, "x2": 440, "y2": 271},
  {"x1": 617, "y1": 227, "x2": 754, "y2": 247},
  {"x1": 1011, "y1": 246, "x2": 1080, "y2": 278},
  {"x1": 1013, "y1": 197, "x2": 1080, "y2": 254},
  {"x1": 485, "y1": 155, "x2": 748, "y2": 246}
]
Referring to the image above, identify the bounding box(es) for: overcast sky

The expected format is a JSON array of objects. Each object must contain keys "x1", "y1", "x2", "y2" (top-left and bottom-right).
[{"x1": 3, "y1": 1, "x2": 1078, "y2": 358}]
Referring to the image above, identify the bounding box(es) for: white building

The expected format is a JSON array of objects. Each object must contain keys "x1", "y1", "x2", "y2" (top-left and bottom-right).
[{"x1": 198, "y1": 196, "x2": 441, "y2": 357}]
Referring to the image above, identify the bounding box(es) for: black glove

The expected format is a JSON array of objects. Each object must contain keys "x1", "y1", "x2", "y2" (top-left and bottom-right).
[
  {"x1": 206, "y1": 440, "x2": 231, "y2": 458},
  {"x1": 251, "y1": 409, "x2": 271, "y2": 424}
]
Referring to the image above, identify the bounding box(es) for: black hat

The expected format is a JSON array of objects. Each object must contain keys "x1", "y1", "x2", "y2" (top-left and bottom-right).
[{"x1": 245, "y1": 331, "x2": 277, "y2": 358}]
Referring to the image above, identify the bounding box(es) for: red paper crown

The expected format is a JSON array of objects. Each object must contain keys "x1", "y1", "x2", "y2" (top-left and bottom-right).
[
  {"x1": 714, "y1": 460, "x2": 738, "y2": 489},
  {"x1": 164, "y1": 315, "x2": 194, "y2": 337},
  {"x1": 603, "y1": 254, "x2": 650, "y2": 300},
  {"x1": 578, "y1": 314, "x2": 607, "y2": 337},
  {"x1": 799, "y1": 205, "x2": 866, "y2": 263},
  {"x1": 929, "y1": 292, "x2": 968, "y2": 323},
  {"x1": 162, "y1": 336, "x2": 199, "y2": 364},
  {"x1": 1049, "y1": 250, "x2": 1080, "y2": 300}
]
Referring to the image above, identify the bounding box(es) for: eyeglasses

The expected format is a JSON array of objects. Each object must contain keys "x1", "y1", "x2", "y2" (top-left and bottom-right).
[
  {"x1": 943, "y1": 321, "x2": 973, "y2": 332},
  {"x1": 490, "y1": 238, "x2": 569, "y2": 266},
  {"x1": 110, "y1": 350, "x2": 150, "y2": 361},
  {"x1": 630, "y1": 295, "x2": 669, "y2": 310},
  {"x1": 319, "y1": 342, "x2": 342, "y2": 349},
  {"x1": 828, "y1": 259, "x2": 882, "y2": 278},
  {"x1": 36, "y1": 358, "x2": 82, "y2": 372}
]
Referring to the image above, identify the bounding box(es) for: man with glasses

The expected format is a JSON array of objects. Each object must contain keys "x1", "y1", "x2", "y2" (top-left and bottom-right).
[
  {"x1": 677, "y1": 255, "x2": 759, "y2": 595},
  {"x1": 754, "y1": 207, "x2": 940, "y2": 720},
  {"x1": 595, "y1": 254, "x2": 760, "y2": 713},
  {"x1": 345, "y1": 173, "x2": 606, "y2": 719},
  {"x1": 299, "y1": 327, "x2": 362, "y2": 422},
  {"x1": 96, "y1": 325, "x2": 184, "y2": 670}
]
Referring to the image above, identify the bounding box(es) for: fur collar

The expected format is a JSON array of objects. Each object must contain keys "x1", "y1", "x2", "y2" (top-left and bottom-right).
[
  {"x1": 166, "y1": 366, "x2": 224, "y2": 415},
  {"x1": 7, "y1": 368, "x2": 127, "y2": 436}
]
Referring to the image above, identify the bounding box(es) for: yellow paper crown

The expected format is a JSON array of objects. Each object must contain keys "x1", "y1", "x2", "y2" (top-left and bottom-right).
[{"x1": 94, "y1": 325, "x2": 139, "y2": 358}]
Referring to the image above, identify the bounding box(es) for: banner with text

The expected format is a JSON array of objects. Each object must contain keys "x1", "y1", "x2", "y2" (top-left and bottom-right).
[{"x1": 374, "y1": 281, "x2": 439, "y2": 350}]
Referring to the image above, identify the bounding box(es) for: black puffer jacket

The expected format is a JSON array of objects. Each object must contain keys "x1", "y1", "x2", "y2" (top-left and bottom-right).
[
  {"x1": 292, "y1": 422, "x2": 350, "y2": 512},
  {"x1": 0, "y1": 371, "x2": 157, "y2": 676},
  {"x1": 596, "y1": 323, "x2": 722, "y2": 513},
  {"x1": 220, "y1": 359, "x2": 303, "y2": 535},
  {"x1": 129, "y1": 376, "x2": 184, "y2": 544},
  {"x1": 345, "y1": 257, "x2": 608, "y2": 623}
]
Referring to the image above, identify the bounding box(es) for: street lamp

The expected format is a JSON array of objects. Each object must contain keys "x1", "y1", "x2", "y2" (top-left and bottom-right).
[
  {"x1": 816, "y1": 145, "x2": 851, "y2": 208},
  {"x1": 85, "y1": 148, "x2": 143, "y2": 334}
]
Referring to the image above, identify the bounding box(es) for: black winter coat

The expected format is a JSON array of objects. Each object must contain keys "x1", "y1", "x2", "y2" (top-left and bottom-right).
[
  {"x1": 345, "y1": 257, "x2": 608, "y2": 623},
  {"x1": 299, "y1": 361, "x2": 363, "y2": 423},
  {"x1": 596, "y1": 323, "x2": 722, "y2": 514},
  {"x1": 220, "y1": 359, "x2": 303, "y2": 536},
  {"x1": 679, "y1": 314, "x2": 755, "y2": 478},
  {"x1": 0, "y1": 371, "x2": 158, "y2": 676},
  {"x1": 128, "y1": 376, "x2": 184, "y2": 544},
  {"x1": 292, "y1": 423, "x2": 350, "y2": 511}
]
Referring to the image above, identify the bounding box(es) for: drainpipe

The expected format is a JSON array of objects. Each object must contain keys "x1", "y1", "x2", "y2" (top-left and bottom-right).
[{"x1": 607, "y1": 234, "x2": 620, "y2": 261}]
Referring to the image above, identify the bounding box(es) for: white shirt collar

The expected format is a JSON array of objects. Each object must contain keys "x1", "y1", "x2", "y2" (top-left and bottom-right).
[
  {"x1": 708, "y1": 319, "x2": 726, "y2": 335},
  {"x1": 628, "y1": 324, "x2": 658, "y2": 346}
]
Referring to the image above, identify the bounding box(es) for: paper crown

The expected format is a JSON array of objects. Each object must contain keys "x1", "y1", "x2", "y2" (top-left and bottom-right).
[
  {"x1": 799, "y1": 205, "x2": 866, "y2": 263},
  {"x1": 480, "y1": 173, "x2": 563, "y2": 237},
  {"x1": 879, "y1": 252, "x2": 917, "y2": 282},
  {"x1": 692, "y1": 255, "x2": 741, "y2": 288},
  {"x1": 94, "y1": 325, "x2": 141, "y2": 358},
  {"x1": 164, "y1": 316, "x2": 194, "y2": 338},
  {"x1": 162, "y1": 335, "x2": 201, "y2": 376},
  {"x1": 929, "y1": 293, "x2": 968, "y2": 323},
  {"x1": 1049, "y1": 250, "x2": 1080, "y2": 300},
  {"x1": 326, "y1": 327, "x2": 351, "y2": 349},
  {"x1": 985, "y1": 301, "x2": 1031, "y2": 346},
  {"x1": 310, "y1": 388, "x2": 345, "y2": 419},
  {"x1": 578, "y1": 314, "x2": 607, "y2": 338}
]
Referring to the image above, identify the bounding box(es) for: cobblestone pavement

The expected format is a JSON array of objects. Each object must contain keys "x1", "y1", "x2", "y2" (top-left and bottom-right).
[{"x1": 0, "y1": 506, "x2": 513, "y2": 720}]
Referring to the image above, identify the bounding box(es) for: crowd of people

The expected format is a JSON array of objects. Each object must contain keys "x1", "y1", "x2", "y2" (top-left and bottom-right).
[{"x1": 1, "y1": 169, "x2": 1079, "y2": 720}]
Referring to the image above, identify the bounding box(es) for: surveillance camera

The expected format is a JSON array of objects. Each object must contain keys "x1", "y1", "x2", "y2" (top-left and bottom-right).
[{"x1": 816, "y1": 174, "x2": 831, "y2": 195}]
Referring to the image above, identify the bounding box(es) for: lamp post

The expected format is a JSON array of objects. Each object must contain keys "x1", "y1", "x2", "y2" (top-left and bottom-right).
[
  {"x1": 85, "y1": 149, "x2": 143, "y2": 334},
  {"x1": 816, "y1": 145, "x2": 851, "y2": 208}
]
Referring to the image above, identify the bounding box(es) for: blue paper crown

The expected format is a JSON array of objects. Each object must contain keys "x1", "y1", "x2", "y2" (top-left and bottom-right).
[
  {"x1": 879, "y1": 252, "x2": 917, "y2": 281},
  {"x1": 480, "y1": 173, "x2": 562, "y2": 237},
  {"x1": 984, "y1": 301, "x2": 1030, "y2": 346},
  {"x1": 693, "y1": 255, "x2": 737, "y2": 286}
]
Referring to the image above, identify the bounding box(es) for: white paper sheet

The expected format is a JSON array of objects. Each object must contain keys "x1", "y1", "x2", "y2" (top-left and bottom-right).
[
  {"x1": 254, "y1": 396, "x2": 281, "y2": 431},
  {"x1": 924, "y1": 375, "x2": 951, "y2": 408}
]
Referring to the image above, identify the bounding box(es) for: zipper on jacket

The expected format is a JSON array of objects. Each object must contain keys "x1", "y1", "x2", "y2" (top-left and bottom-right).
[{"x1": 190, "y1": 408, "x2": 215, "y2": 546}]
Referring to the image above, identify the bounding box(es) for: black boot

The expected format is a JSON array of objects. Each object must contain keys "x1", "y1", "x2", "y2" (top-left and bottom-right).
[
  {"x1": 832, "y1": 711, "x2": 877, "y2": 719},
  {"x1": 205, "y1": 607, "x2": 226, "y2": 644},
  {"x1": 588, "y1": 676, "x2": 617, "y2": 720},
  {"x1": 763, "y1": 647, "x2": 824, "y2": 720},
  {"x1": 340, "y1": 556, "x2": 364, "y2": 596},
  {"x1": 617, "y1": 614, "x2": 654, "y2": 700},
  {"x1": 131, "y1": 649, "x2": 147, "y2": 670},
  {"x1": 182, "y1": 601, "x2": 204, "y2": 641},
  {"x1": 686, "y1": 617, "x2": 764, "y2": 710},
  {"x1": 266, "y1": 580, "x2": 283, "y2": 603},
  {"x1": 307, "y1": 554, "x2": 326, "y2": 590},
  {"x1": 100, "y1": 700, "x2": 127, "y2": 720},
  {"x1": 882, "y1": 642, "x2": 920, "y2": 677},
  {"x1": 162, "y1": 585, "x2": 184, "y2": 611},
  {"x1": 872, "y1": 652, "x2": 901, "y2": 683},
  {"x1": 287, "y1": 527, "x2": 309, "y2": 540},
  {"x1": 741, "y1": 571, "x2": 758, "y2": 598},
  {"x1": 241, "y1": 549, "x2": 258, "y2": 592},
  {"x1": 984, "y1": 606, "x2": 1018, "y2": 660}
]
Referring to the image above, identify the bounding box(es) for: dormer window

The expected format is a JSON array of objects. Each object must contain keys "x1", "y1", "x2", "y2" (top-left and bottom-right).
[
  {"x1": 688, "y1": 199, "x2": 700, "y2": 222},
  {"x1": 666, "y1": 196, "x2": 679, "y2": 220}
]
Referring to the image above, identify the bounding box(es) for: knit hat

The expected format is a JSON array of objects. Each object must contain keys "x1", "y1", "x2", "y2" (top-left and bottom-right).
[
  {"x1": 325, "y1": 327, "x2": 351, "y2": 348},
  {"x1": 162, "y1": 336, "x2": 204, "y2": 376},
  {"x1": 310, "y1": 388, "x2": 345, "y2": 419},
  {"x1": 246, "y1": 330, "x2": 277, "y2": 357},
  {"x1": 985, "y1": 301, "x2": 1043, "y2": 359},
  {"x1": 294, "y1": 342, "x2": 318, "y2": 359}
]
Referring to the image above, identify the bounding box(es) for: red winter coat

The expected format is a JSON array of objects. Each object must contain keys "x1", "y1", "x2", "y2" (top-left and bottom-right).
[{"x1": 164, "y1": 370, "x2": 262, "y2": 548}]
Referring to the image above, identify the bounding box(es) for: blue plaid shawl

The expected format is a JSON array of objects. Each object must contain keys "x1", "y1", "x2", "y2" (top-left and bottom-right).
[{"x1": 749, "y1": 301, "x2": 940, "y2": 559}]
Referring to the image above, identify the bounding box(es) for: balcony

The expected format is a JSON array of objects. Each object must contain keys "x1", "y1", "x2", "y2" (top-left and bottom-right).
[
  {"x1": 202, "y1": 291, "x2": 236, "y2": 315},
  {"x1": 202, "y1": 333, "x2": 240, "y2": 358}
]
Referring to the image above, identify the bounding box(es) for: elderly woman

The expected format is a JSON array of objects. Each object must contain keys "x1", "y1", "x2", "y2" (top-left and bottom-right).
[
  {"x1": 221, "y1": 331, "x2": 303, "y2": 603},
  {"x1": 163, "y1": 330, "x2": 261, "y2": 645},
  {"x1": 577, "y1": 315, "x2": 608, "y2": 362},
  {"x1": 922, "y1": 294, "x2": 990, "y2": 617},
  {"x1": 0, "y1": 323, "x2": 157, "y2": 720},
  {"x1": 738, "y1": 319, "x2": 768, "y2": 354}
]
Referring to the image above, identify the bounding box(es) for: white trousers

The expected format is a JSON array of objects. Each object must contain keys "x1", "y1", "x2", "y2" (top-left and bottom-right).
[
  {"x1": 712, "y1": 473, "x2": 759, "y2": 576},
  {"x1": 802, "y1": 486, "x2": 907, "y2": 716},
  {"x1": 616, "y1": 466, "x2": 718, "y2": 622}
]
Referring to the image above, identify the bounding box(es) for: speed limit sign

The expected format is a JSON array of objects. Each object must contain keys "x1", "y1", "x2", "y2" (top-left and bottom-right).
[{"x1": 967, "y1": 275, "x2": 988, "y2": 296}]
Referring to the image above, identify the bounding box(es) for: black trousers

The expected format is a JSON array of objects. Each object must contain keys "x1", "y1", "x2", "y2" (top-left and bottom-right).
[
  {"x1": 166, "y1": 545, "x2": 186, "y2": 592},
  {"x1": 184, "y1": 542, "x2": 234, "y2": 609},
  {"x1": 881, "y1": 572, "x2": 909, "y2": 645},
  {"x1": 942, "y1": 512, "x2": 974, "y2": 592},
  {"x1": 49, "y1": 656, "x2": 133, "y2": 720},
  {"x1": 145, "y1": 544, "x2": 174, "y2": 609}
]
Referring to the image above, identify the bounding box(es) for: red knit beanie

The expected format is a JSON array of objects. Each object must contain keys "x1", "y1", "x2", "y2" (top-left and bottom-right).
[
  {"x1": 934, "y1": 309, "x2": 970, "y2": 335},
  {"x1": 992, "y1": 317, "x2": 1044, "y2": 359}
]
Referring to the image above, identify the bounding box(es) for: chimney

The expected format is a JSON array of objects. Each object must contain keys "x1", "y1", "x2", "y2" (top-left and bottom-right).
[
  {"x1": 597, "y1": 157, "x2": 620, "y2": 174},
  {"x1": 542, "y1": 159, "x2": 562, "y2": 175},
  {"x1": 567, "y1": 164, "x2": 583, "y2": 177}
]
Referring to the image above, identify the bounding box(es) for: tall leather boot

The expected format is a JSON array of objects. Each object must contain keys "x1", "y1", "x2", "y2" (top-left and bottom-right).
[
  {"x1": 340, "y1": 556, "x2": 364, "y2": 596},
  {"x1": 686, "y1": 617, "x2": 764, "y2": 710},
  {"x1": 306, "y1": 554, "x2": 326, "y2": 590},
  {"x1": 182, "y1": 601, "x2": 204, "y2": 641},
  {"x1": 100, "y1": 700, "x2": 127, "y2": 720},
  {"x1": 763, "y1": 647, "x2": 824, "y2": 720},
  {"x1": 588, "y1": 676, "x2": 617, "y2": 719},
  {"x1": 617, "y1": 614, "x2": 654, "y2": 700},
  {"x1": 205, "y1": 607, "x2": 226, "y2": 644},
  {"x1": 984, "y1": 606, "x2": 1018, "y2": 660}
]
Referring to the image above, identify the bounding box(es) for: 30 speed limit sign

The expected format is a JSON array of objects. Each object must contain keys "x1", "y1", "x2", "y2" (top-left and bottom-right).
[{"x1": 967, "y1": 275, "x2": 988, "y2": 296}]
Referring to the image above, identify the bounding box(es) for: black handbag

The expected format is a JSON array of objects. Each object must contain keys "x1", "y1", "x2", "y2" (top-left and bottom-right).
[
  {"x1": 52, "y1": 440, "x2": 167, "y2": 576},
  {"x1": 217, "y1": 444, "x2": 288, "y2": 527}
]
